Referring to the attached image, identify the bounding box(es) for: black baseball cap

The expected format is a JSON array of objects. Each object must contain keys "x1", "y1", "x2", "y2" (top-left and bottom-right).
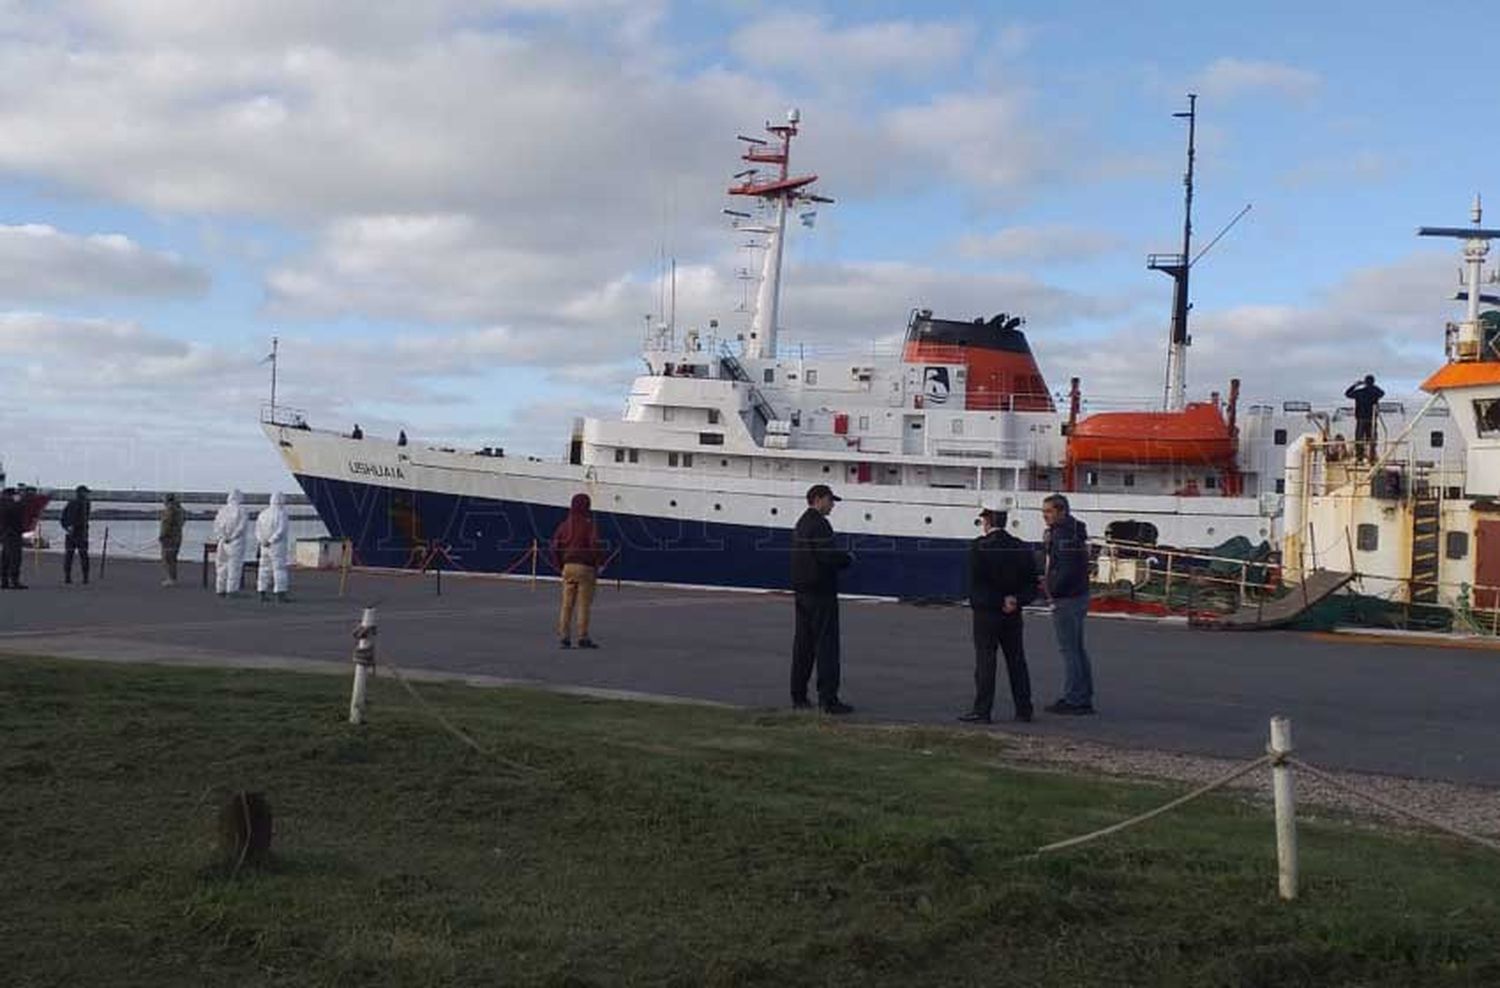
[{"x1": 805, "y1": 484, "x2": 841, "y2": 504}]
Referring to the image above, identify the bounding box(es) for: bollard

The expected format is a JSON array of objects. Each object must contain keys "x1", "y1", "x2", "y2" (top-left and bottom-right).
[
  {"x1": 1269, "y1": 716, "x2": 1298, "y2": 901},
  {"x1": 349, "y1": 606, "x2": 377, "y2": 725}
]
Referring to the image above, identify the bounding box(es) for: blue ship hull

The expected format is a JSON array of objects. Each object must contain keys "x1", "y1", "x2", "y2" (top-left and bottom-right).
[{"x1": 295, "y1": 473, "x2": 974, "y2": 599}]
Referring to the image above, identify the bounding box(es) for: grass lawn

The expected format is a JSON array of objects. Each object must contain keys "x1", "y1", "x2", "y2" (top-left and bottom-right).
[{"x1": 2, "y1": 656, "x2": 1497, "y2": 987}]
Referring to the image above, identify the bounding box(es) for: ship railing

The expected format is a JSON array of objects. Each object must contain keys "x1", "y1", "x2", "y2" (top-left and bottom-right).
[
  {"x1": 1091, "y1": 536, "x2": 1280, "y2": 614},
  {"x1": 260, "y1": 403, "x2": 309, "y2": 429},
  {"x1": 1289, "y1": 564, "x2": 1500, "y2": 637},
  {"x1": 1304, "y1": 437, "x2": 1462, "y2": 497}
]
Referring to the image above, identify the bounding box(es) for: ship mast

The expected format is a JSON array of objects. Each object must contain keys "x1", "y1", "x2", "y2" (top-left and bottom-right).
[
  {"x1": 1419, "y1": 195, "x2": 1500, "y2": 361},
  {"x1": 1149, "y1": 93, "x2": 1198, "y2": 411},
  {"x1": 728, "y1": 108, "x2": 832, "y2": 360}
]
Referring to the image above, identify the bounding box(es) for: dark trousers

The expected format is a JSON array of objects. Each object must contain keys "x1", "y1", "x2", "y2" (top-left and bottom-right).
[
  {"x1": 972, "y1": 609, "x2": 1031, "y2": 717},
  {"x1": 1354, "y1": 416, "x2": 1375, "y2": 462},
  {"x1": 162, "y1": 542, "x2": 180, "y2": 582},
  {"x1": 791, "y1": 591, "x2": 841, "y2": 704},
  {"x1": 64, "y1": 533, "x2": 90, "y2": 583},
  {"x1": 1, "y1": 535, "x2": 21, "y2": 586}
]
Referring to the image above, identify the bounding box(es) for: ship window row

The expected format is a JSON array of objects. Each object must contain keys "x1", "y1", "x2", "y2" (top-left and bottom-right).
[{"x1": 613, "y1": 448, "x2": 641, "y2": 464}]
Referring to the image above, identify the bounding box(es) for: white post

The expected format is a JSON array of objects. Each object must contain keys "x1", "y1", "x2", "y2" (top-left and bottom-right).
[
  {"x1": 1269, "y1": 716, "x2": 1298, "y2": 901},
  {"x1": 349, "y1": 605, "x2": 377, "y2": 725}
]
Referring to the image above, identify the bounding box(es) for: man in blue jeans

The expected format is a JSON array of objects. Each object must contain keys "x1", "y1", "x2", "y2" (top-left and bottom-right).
[{"x1": 1041, "y1": 494, "x2": 1095, "y2": 715}]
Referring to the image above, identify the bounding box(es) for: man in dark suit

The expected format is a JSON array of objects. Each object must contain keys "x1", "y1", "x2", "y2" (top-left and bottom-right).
[
  {"x1": 960, "y1": 508, "x2": 1038, "y2": 724},
  {"x1": 790, "y1": 484, "x2": 853, "y2": 714}
]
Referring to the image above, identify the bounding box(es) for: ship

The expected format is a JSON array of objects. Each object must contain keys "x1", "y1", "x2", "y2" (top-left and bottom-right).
[
  {"x1": 262, "y1": 106, "x2": 1458, "y2": 600},
  {"x1": 1284, "y1": 197, "x2": 1500, "y2": 631}
]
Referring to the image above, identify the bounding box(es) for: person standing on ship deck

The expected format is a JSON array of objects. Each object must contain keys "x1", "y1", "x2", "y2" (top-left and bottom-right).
[
  {"x1": 1345, "y1": 374, "x2": 1385, "y2": 464},
  {"x1": 549, "y1": 493, "x2": 604, "y2": 649},
  {"x1": 1041, "y1": 494, "x2": 1096, "y2": 715},
  {"x1": 789, "y1": 484, "x2": 854, "y2": 715}
]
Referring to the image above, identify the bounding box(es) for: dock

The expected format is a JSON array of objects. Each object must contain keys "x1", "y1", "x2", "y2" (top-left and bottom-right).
[{"x1": 0, "y1": 557, "x2": 1496, "y2": 786}]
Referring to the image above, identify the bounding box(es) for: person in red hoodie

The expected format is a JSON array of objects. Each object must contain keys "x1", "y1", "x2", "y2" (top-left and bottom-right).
[{"x1": 549, "y1": 493, "x2": 605, "y2": 649}]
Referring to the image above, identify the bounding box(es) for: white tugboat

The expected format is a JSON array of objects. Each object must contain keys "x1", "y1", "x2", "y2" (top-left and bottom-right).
[
  {"x1": 1284, "y1": 197, "x2": 1500, "y2": 630},
  {"x1": 262, "y1": 106, "x2": 1453, "y2": 598}
]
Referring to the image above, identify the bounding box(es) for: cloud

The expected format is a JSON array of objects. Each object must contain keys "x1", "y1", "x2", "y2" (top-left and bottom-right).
[
  {"x1": 1279, "y1": 149, "x2": 1390, "y2": 189},
  {"x1": 0, "y1": 224, "x2": 208, "y2": 302},
  {"x1": 1038, "y1": 251, "x2": 1456, "y2": 404},
  {"x1": 731, "y1": 13, "x2": 972, "y2": 80},
  {"x1": 956, "y1": 224, "x2": 1125, "y2": 264},
  {"x1": 1192, "y1": 57, "x2": 1321, "y2": 103}
]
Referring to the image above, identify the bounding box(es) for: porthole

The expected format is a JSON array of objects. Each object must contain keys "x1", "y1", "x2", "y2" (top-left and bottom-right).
[
  {"x1": 669, "y1": 499, "x2": 677, "y2": 507},
  {"x1": 714, "y1": 503, "x2": 722, "y2": 511},
  {"x1": 770, "y1": 507, "x2": 779, "y2": 516},
  {"x1": 924, "y1": 516, "x2": 932, "y2": 524},
  {"x1": 864, "y1": 513, "x2": 872, "y2": 521}
]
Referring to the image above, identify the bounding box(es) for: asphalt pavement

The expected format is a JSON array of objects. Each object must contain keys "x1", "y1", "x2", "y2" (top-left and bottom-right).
[{"x1": 1, "y1": 556, "x2": 1496, "y2": 785}]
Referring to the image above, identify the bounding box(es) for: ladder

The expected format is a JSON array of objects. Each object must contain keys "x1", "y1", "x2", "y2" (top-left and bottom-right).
[
  {"x1": 719, "y1": 353, "x2": 777, "y2": 427},
  {"x1": 1408, "y1": 468, "x2": 1441, "y2": 605}
]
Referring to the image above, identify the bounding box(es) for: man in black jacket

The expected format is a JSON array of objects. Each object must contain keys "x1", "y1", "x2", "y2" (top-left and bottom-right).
[
  {"x1": 61, "y1": 485, "x2": 91, "y2": 585},
  {"x1": 0, "y1": 487, "x2": 25, "y2": 590},
  {"x1": 789, "y1": 484, "x2": 853, "y2": 714},
  {"x1": 1344, "y1": 374, "x2": 1385, "y2": 463},
  {"x1": 960, "y1": 509, "x2": 1038, "y2": 724}
]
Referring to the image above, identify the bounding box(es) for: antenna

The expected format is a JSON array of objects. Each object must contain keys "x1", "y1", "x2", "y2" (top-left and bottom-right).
[
  {"x1": 669, "y1": 258, "x2": 677, "y2": 336},
  {"x1": 1192, "y1": 203, "x2": 1253, "y2": 267}
]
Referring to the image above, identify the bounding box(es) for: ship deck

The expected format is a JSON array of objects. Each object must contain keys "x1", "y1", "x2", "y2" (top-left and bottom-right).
[{"x1": 1, "y1": 557, "x2": 1496, "y2": 786}]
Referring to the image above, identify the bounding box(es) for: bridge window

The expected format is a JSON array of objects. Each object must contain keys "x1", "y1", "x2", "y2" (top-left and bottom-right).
[
  {"x1": 614, "y1": 448, "x2": 625, "y2": 463},
  {"x1": 628, "y1": 448, "x2": 639, "y2": 464},
  {"x1": 1476, "y1": 399, "x2": 1500, "y2": 438},
  {"x1": 763, "y1": 368, "x2": 774, "y2": 384},
  {"x1": 1430, "y1": 430, "x2": 1444, "y2": 448},
  {"x1": 805, "y1": 369, "x2": 818, "y2": 385},
  {"x1": 708, "y1": 409, "x2": 721, "y2": 425},
  {"x1": 1204, "y1": 475, "x2": 1218, "y2": 490},
  {"x1": 1123, "y1": 473, "x2": 1135, "y2": 488},
  {"x1": 1275, "y1": 479, "x2": 1285, "y2": 494},
  {"x1": 1446, "y1": 531, "x2": 1469, "y2": 560},
  {"x1": 1273, "y1": 428, "x2": 1287, "y2": 445},
  {"x1": 699, "y1": 433, "x2": 725, "y2": 446},
  {"x1": 668, "y1": 452, "x2": 679, "y2": 467},
  {"x1": 1356, "y1": 524, "x2": 1379, "y2": 552}
]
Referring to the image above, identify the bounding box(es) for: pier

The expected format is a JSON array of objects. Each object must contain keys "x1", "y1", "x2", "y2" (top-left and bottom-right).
[{"x1": 0, "y1": 557, "x2": 1496, "y2": 786}]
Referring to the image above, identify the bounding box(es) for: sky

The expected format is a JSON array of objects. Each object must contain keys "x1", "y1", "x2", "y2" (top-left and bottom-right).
[{"x1": 0, "y1": 0, "x2": 1495, "y2": 491}]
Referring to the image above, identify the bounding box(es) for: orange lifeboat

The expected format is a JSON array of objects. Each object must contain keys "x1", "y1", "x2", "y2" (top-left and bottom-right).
[{"x1": 1067, "y1": 402, "x2": 1235, "y2": 466}]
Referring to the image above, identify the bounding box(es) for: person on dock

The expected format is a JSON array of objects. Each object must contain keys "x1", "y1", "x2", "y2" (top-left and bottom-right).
[
  {"x1": 549, "y1": 493, "x2": 604, "y2": 649},
  {"x1": 212, "y1": 490, "x2": 250, "y2": 596},
  {"x1": 256, "y1": 492, "x2": 292, "y2": 603},
  {"x1": 1345, "y1": 374, "x2": 1385, "y2": 463},
  {"x1": 397, "y1": 430, "x2": 408, "y2": 447},
  {"x1": 61, "y1": 485, "x2": 91, "y2": 585},
  {"x1": 960, "y1": 508, "x2": 1038, "y2": 725},
  {"x1": 0, "y1": 487, "x2": 25, "y2": 590},
  {"x1": 351, "y1": 424, "x2": 364, "y2": 440},
  {"x1": 1041, "y1": 494, "x2": 1096, "y2": 716},
  {"x1": 159, "y1": 493, "x2": 185, "y2": 587},
  {"x1": 789, "y1": 484, "x2": 854, "y2": 715}
]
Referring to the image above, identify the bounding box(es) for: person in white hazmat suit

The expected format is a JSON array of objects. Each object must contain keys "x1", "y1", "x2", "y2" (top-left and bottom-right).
[
  {"x1": 213, "y1": 489, "x2": 250, "y2": 596},
  {"x1": 256, "y1": 491, "x2": 292, "y2": 602}
]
